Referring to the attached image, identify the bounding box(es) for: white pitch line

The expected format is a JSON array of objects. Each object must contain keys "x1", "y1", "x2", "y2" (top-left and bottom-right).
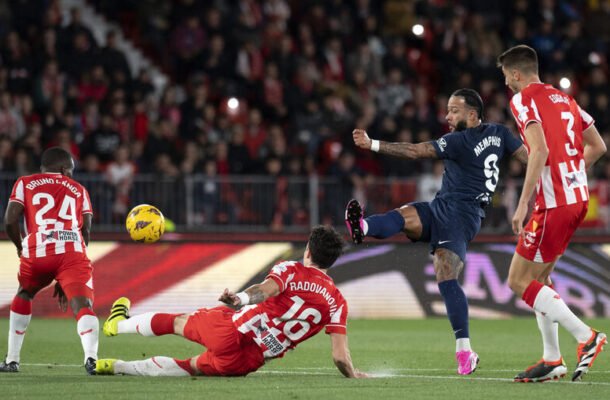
[
  {"x1": 256, "y1": 370, "x2": 610, "y2": 386},
  {"x1": 258, "y1": 366, "x2": 610, "y2": 374},
  {"x1": 19, "y1": 363, "x2": 610, "y2": 385},
  {"x1": 21, "y1": 363, "x2": 610, "y2": 374}
]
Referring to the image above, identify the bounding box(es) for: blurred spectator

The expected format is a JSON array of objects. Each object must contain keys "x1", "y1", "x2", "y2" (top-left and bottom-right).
[
  {"x1": 82, "y1": 114, "x2": 121, "y2": 162},
  {"x1": 33, "y1": 60, "x2": 65, "y2": 109},
  {"x1": 0, "y1": 91, "x2": 24, "y2": 139},
  {"x1": 106, "y1": 145, "x2": 135, "y2": 217},
  {"x1": 100, "y1": 30, "x2": 131, "y2": 79},
  {"x1": 170, "y1": 15, "x2": 205, "y2": 80},
  {"x1": 417, "y1": 160, "x2": 444, "y2": 202},
  {"x1": 376, "y1": 68, "x2": 412, "y2": 117}
]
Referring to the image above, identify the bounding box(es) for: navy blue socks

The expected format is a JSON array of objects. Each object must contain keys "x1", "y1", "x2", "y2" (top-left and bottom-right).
[
  {"x1": 364, "y1": 210, "x2": 404, "y2": 239},
  {"x1": 438, "y1": 279, "x2": 470, "y2": 339}
]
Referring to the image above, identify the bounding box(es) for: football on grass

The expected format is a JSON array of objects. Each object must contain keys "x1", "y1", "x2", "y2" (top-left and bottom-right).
[{"x1": 125, "y1": 204, "x2": 166, "y2": 243}]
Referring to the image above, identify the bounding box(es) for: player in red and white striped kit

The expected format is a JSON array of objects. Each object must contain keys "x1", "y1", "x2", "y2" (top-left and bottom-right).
[
  {"x1": 0, "y1": 147, "x2": 98, "y2": 375},
  {"x1": 498, "y1": 45, "x2": 607, "y2": 382},
  {"x1": 96, "y1": 226, "x2": 368, "y2": 378}
]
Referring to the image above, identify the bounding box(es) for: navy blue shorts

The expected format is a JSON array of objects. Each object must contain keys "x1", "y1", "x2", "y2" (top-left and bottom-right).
[{"x1": 410, "y1": 198, "x2": 482, "y2": 263}]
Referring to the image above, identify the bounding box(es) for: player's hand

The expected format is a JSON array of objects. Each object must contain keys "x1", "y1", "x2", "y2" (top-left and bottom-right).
[
  {"x1": 218, "y1": 288, "x2": 240, "y2": 307},
  {"x1": 354, "y1": 370, "x2": 371, "y2": 378},
  {"x1": 52, "y1": 282, "x2": 68, "y2": 312},
  {"x1": 352, "y1": 129, "x2": 372, "y2": 150},
  {"x1": 512, "y1": 202, "x2": 528, "y2": 236}
]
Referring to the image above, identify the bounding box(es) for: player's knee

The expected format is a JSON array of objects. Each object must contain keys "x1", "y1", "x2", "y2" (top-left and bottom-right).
[
  {"x1": 434, "y1": 249, "x2": 462, "y2": 282},
  {"x1": 189, "y1": 357, "x2": 203, "y2": 376},
  {"x1": 70, "y1": 296, "x2": 94, "y2": 317},
  {"x1": 16, "y1": 287, "x2": 35, "y2": 300},
  {"x1": 434, "y1": 263, "x2": 456, "y2": 282},
  {"x1": 173, "y1": 314, "x2": 189, "y2": 336},
  {"x1": 397, "y1": 207, "x2": 422, "y2": 237},
  {"x1": 507, "y1": 275, "x2": 526, "y2": 296}
]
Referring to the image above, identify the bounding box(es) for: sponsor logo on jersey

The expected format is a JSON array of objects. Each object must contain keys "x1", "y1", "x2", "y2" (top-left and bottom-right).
[
  {"x1": 549, "y1": 94, "x2": 569, "y2": 105},
  {"x1": 436, "y1": 138, "x2": 447, "y2": 152},
  {"x1": 43, "y1": 230, "x2": 79, "y2": 242}
]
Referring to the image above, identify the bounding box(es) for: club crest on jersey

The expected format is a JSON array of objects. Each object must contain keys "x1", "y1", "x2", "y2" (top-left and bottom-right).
[
  {"x1": 517, "y1": 106, "x2": 529, "y2": 123},
  {"x1": 523, "y1": 221, "x2": 538, "y2": 248},
  {"x1": 437, "y1": 138, "x2": 447, "y2": 152}
]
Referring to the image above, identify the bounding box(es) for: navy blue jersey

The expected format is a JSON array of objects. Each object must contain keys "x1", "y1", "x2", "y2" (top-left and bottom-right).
[{"x1": 430, "y1": 123, "x2": 522, "y2": 206}]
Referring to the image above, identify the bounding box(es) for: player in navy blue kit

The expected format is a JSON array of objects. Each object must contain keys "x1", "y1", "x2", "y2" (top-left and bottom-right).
[{"x1": 346, "y1": 88, "x2": 527, "y2": 375}]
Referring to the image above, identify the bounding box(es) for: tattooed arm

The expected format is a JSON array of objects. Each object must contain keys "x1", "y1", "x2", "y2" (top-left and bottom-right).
[
  {"x1": 512, "y1": 145, "x2": 529, "y2": 165},
  {"x1": 352, "y1": 129, "x2": 438, "y2": 160},
  {"x1": 218, "y1": 278, "x2": 280, "y2": 308}
]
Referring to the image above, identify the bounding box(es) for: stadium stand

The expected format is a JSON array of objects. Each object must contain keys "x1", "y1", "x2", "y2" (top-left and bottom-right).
[{"x1": 0, "y1": 0, "x2": 608, "y2": 232}]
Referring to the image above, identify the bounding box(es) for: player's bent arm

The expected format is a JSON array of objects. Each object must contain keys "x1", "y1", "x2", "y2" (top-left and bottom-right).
[
  {"x1": 220, "y1": 278, "x2": 281, "y2": 308},
  {"x1": 244, "y1": 278, "x2": 281, "y2": 304},
  {"x1": 378, "y1": 141, "x2": 438, "y2": 160},
  {"x1": 518, "y1": 122, "x2": 549, "y2": 205},
  {"x1": 582, "y1": 124, "x2": 607, "y2": 169},
  {"x1": 330, "y1": 333, "x2": 367, "y2": 378},
  {"x1": 82, "y1": 213, "x2": 92, "y2": 246},
  {"x1": 512, "y1": 145, "x2": 529, "y2": 165},
  {"x1": 352, "y1": 128, "x2": 437, "y2": 160},
  {"x1": 4, "y1": 201, "x2": 24, "y2": 255}
]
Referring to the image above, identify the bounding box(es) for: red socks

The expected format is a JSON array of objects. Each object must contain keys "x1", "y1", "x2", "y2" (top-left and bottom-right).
[
  {"x1": 10, "y1": 296, "x2": 32, "y2": 315},
  {"x1": 151, "y1": 313, "x2": 179, "y2": 336}
]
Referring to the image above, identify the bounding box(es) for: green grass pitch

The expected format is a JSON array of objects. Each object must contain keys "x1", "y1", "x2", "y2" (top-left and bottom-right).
[{"x1": 2, "y1": 318, "x2": 609, "y2": 399}]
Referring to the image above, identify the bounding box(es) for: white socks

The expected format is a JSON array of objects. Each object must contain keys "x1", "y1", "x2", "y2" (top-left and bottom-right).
[
  {"x1": 533, "y1": 286, "x2": 591, "y2": 343},
  {"x1": 456, "y1": 338, "x2": 472, "y2": 352},
  {"x1": 114, "y1": 357, "x2": 190, "y2": 376},
  {"x1": 535, "y1": 311, "x2": 561, "y2": 361},
  {"x1": 6, "y1": 311, "x2": 32, "y2": 363},
  {"x1": 77, "y1": 315, "x2": 99, "y2": 362},
  {"x1": 118, "y1": 312, "x2": 156, "y2": 336}
]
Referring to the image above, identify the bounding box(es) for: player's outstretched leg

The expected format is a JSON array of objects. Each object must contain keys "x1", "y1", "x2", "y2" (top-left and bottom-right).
[
  {"x1": 103, "y1": 297, "x2": 131, "y2": 336},
  {"x1": 104, "y1": 297, "x2": 181, "y2": 338},
  {"x1": 572, "y1": 329, "x2": 607, "y2": 381},
  {"x1": 96, "y1": 357, "x2": 192, "y2": 376},
  {"x1": 514, "y1": 358, "x2": 567, "y2": 382}
]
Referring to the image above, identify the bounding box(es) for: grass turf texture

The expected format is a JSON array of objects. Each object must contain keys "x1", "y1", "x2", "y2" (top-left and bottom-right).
[{"x1": 2, "y1": 318, "x2": 609, "y2": 399}]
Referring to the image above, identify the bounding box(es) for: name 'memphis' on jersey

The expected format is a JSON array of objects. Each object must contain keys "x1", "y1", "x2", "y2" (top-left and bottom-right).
[
  {"x1": 9, "y1": 173, "x2": 93, "y2": 258},
  {"x1": 431, "y1": 123, "x2": 523, "y2": 206},
  {"x1": 510, "y1": 83, "x2": 593, "y2": 210},
  {"x1": 232, "y1": 261, "x2": 348, "y2": 359}
]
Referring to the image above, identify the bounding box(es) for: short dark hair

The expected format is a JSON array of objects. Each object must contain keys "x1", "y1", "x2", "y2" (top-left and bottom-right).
[
  {"x1": 451, "y1": 88, "x2": 484, "y2": 119},
  {"x1": 308, "y1": 225, "x2": 344, "y2": 269},
  {"x1": 41, "y1": 147, "x2": 73, "y2": 170},
  {"x1": 497, "y1": 45, "x2": 538, "y2": 75}
]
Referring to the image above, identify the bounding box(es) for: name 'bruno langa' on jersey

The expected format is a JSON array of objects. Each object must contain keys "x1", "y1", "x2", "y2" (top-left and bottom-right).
[{"x1": 431, "y1": 122, "x2": 522, "y2": 211}]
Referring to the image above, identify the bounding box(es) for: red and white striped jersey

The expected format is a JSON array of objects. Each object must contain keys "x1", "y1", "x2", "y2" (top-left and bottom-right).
[
  {"x1": 509, "y1": 83, "x2": 594, "y2": 210},
  {"x1": 232, "y1": 261, "x2": 348, "y2": 359},
  {"x1": 9, "y1": 173, "x2": 93, "y2": 258}
]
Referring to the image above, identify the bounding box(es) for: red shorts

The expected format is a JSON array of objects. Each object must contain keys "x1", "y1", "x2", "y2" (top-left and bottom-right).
[
  {"x1": 516, "y1": 202, "x2": 588, "y2": 263},
  {"x1": 18, "y1": 252, "x2": 93, "y2": 300},
  {"x1": 183, "y1": 306, "x2": 264, "y2": 376}
]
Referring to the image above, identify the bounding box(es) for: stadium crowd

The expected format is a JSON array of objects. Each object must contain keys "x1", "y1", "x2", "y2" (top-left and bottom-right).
[{"x1": 0, "y1": 0, "x2": 609, "y2": 229}]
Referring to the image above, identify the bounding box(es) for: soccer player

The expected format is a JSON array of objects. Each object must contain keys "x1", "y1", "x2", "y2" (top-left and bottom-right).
[
  {"x1": 345, "y1": 88, "x2": 527, "y2": 375},
  {"x1": 0, "y1": 147, "x2": 98, "y2": 374},
  {"x1": 497, "y1": 45, "x2": 607, "y2": 382},
  {"x1": 95, "y1": 226, "x2": 369, "y2": 378}
]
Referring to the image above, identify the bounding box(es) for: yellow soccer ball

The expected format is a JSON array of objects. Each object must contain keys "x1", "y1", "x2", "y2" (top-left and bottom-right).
[{"x1": 125, "y1": 204, "x2": 166, "y2": 243}]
